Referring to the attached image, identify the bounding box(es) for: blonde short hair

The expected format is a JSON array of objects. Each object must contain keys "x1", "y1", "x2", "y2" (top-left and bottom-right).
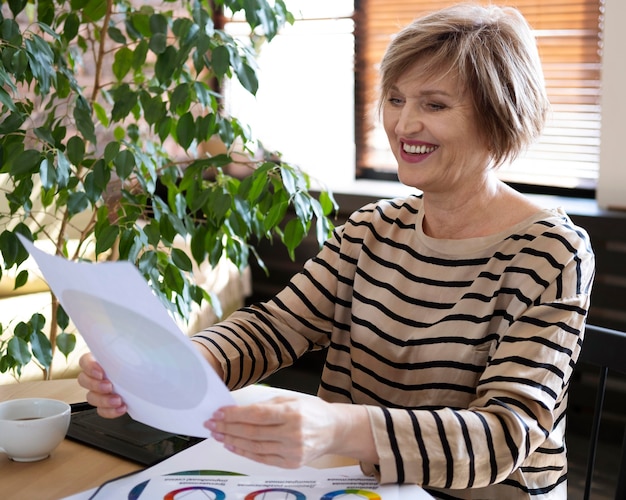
[{"x1": 379, "y1": 4, "x2": 549, "y2": 167}]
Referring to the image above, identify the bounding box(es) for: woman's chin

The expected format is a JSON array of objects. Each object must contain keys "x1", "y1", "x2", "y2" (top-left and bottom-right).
[{"x1": 396, "y1": 168, "x2": 426, "y2": 191}]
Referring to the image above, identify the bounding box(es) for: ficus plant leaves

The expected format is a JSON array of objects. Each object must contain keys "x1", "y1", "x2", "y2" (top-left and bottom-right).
[{"x1": 0, "y1": 0, "x2": 335, "y2": 381}]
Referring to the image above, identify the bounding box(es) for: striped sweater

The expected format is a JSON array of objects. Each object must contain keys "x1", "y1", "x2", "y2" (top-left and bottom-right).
[{"x1": 192, "y1": 194, "x2": 595, "y2": 499}]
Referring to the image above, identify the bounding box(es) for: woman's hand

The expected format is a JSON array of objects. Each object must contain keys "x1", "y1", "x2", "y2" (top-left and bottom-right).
[
  {"x1": 77, "y1": 352, "x2": 127, "y2": 418},
  {"x1": 205, "y1": 396, "x2": 378, "y2": 468}
]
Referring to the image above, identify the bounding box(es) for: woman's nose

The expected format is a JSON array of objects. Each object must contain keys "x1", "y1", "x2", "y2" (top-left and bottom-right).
[{"x1": 395, "y1": 106, "x2": 424, "y2": 135}]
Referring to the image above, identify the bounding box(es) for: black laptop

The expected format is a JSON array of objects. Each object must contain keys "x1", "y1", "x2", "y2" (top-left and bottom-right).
[{"x1": 67, "y1": 402, "x2": 205, "y2": 466}]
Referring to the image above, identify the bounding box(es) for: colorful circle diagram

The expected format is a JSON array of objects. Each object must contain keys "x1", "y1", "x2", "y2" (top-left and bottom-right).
[
  {"x1": 320, "y1": 490, "x2": 382, "y2": 500},
  {"x1": 163, "y1": 486, "x2": 226, "y2": 499},
  {"x1": 244, "y1": 488, "x2": 307, "y2": 500},
  {"x1": 128, "y1": 470, "x2": 245, "y2": 499}
]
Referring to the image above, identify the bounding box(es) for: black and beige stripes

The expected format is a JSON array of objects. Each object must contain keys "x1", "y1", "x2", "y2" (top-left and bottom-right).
[{"x1": 193, "y1": 194, "x2": 595, "y2": 499}]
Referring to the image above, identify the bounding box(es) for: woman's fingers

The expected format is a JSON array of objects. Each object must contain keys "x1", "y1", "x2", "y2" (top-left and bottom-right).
[
  {"x1": 78, "y1": 352, "x2": 104, "y2": 379},
  {"x1": 77, "y1": 352, "x2": 127, "y2": 418},
  {"x1": 84, "y1": 391, "x2": 127, "y2": 418}
]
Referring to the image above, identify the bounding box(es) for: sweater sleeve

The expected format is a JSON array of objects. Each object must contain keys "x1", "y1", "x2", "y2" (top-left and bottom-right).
[{"x1": 191, "y1": 225, "x2": 346, "y2": 390}]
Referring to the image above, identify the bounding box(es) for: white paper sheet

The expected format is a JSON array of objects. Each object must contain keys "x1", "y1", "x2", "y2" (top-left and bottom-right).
[{"x1": 19, "y1": 236, "x2": 235, "y2": 437}]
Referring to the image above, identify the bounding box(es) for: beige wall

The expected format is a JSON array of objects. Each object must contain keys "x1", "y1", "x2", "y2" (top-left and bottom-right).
[{"x1": 595, "y1": 0, "x2": 625, "y2": 210}]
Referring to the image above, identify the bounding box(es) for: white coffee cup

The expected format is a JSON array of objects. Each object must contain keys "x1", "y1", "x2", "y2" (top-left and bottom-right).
[{"x1": 0, "y1": 397, "x2": 71, "y2": 462}]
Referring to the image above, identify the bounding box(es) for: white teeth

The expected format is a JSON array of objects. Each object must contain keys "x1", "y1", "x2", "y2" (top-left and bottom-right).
[{"x1": 403, "y1": 143, "x2": 437, "y2": 154}]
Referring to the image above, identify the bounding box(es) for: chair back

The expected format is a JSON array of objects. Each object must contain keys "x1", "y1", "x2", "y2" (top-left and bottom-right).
[{"x1": 577, "y1": 324, "x2": 626, "y2": 500}]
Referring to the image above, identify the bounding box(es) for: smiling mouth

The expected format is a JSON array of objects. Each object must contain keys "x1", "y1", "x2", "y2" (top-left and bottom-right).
[{"x1": 402, "y1": 143, "x2": 438, "y2": 155}]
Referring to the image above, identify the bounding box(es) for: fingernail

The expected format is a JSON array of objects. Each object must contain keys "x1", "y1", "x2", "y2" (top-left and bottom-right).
[
  {"x1": 205, "y1": 420, "x2": 217, "y2": 431},
  {"x1": 212, "y1": 432, "x2": 225, "y2": 442},
  {"x1": 212, "y1": 410, "x2": 224, "y2": 420}
]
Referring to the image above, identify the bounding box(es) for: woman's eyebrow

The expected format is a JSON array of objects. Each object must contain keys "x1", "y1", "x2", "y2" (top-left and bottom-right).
[
  {"x1": 420, "y1": 89, "x2": 452, "y2": 97},
  {"x1": 389, "y1": 84, "x2": 453, "y2": 98}
]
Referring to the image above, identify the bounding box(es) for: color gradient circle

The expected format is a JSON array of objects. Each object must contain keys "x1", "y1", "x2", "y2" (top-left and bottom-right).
[
  {"x1": 163, "y1": 486, "x2": 226, "y2": 500},
  {"x1": 244, "y1": 488, "x2": 306, "y2": 500},
  {"x1": 128, "y1": 471, "x2": 245, "y2": 499},
  {"x1": 320, "y1": 490, "x2": 382, "y2": 500}
]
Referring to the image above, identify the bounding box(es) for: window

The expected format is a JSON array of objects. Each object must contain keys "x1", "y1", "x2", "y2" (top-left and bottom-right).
[
  {"x1": 223, "y1": 1, "x2": 356, "y2": 188},
  {"x1": 225, "y1": 0, "x2": 606, "y2": 195}
]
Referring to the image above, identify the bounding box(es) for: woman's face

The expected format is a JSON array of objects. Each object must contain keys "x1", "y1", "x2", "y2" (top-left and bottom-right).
[{"x1": 382, "y1": 62, "x2": 492, "y2": 194}]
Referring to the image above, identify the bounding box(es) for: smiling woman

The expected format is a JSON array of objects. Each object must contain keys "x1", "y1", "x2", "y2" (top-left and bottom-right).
[
  {"x1": 79, "y1": 5, "x2": 595, "y2": 499},
  {"x1": 378, "y1": 5, "x2": 551, "y2": 241}
]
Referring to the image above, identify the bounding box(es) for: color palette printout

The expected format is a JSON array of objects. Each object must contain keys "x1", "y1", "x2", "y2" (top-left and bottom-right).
[{"x1": 125, "y1": 469, "x2": 403, "y2": 499}]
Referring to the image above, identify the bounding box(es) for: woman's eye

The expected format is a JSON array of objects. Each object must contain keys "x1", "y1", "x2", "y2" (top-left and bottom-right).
[
  {"x1": 427, "y1": 102, "x2": 446, "y2": 111},
  {"x1": 388, "y1": 97, "x2": 404, "y2": 106}
]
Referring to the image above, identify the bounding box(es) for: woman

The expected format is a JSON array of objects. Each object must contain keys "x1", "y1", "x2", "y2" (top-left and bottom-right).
[{"x1": 79, "y1": 4, "x2": 595, "y2": 498}]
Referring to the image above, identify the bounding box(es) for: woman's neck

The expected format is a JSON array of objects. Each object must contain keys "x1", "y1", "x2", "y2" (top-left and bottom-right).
[{"x1": 421, "y1": 177, "x2": 542, "y2": 239}]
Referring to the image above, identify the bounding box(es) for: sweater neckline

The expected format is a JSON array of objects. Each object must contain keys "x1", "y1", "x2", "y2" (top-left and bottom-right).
[{"x1": 414, "y1": 205, "x2": 564, "y2": 256}]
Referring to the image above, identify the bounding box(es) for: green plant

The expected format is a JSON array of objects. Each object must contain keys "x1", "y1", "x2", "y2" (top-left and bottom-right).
[{"x1": 0, "y1": 0, "x2": 336, "y2": 380}]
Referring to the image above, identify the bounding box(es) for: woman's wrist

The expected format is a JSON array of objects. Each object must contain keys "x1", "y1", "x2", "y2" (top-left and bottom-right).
[{"x1": 329, "y1": 403, "x2": 378, "y2": 464}]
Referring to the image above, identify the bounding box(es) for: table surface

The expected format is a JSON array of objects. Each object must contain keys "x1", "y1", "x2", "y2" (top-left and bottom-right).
[
  {"x1": 0, "y1": 379, "x2": 359, "y2": 500},
  {"x1": 0, "y1": 379, "x2": 143, "y2": 500}
]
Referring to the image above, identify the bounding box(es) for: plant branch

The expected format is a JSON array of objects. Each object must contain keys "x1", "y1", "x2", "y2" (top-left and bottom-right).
[
  {"x1": 45, "y1": 291, "x2": 59, "y2": 380},
  {"x1": 91, "y1": 0, "x2": 114, "y2": 103},
  {"x1": 70, "y1": 209, "x2": 98, "y2": 262}
]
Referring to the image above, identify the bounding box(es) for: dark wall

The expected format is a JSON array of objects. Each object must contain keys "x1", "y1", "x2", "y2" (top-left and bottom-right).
[{"x1": 569, "y1": 210, "x2": 626, "y2": 332}]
